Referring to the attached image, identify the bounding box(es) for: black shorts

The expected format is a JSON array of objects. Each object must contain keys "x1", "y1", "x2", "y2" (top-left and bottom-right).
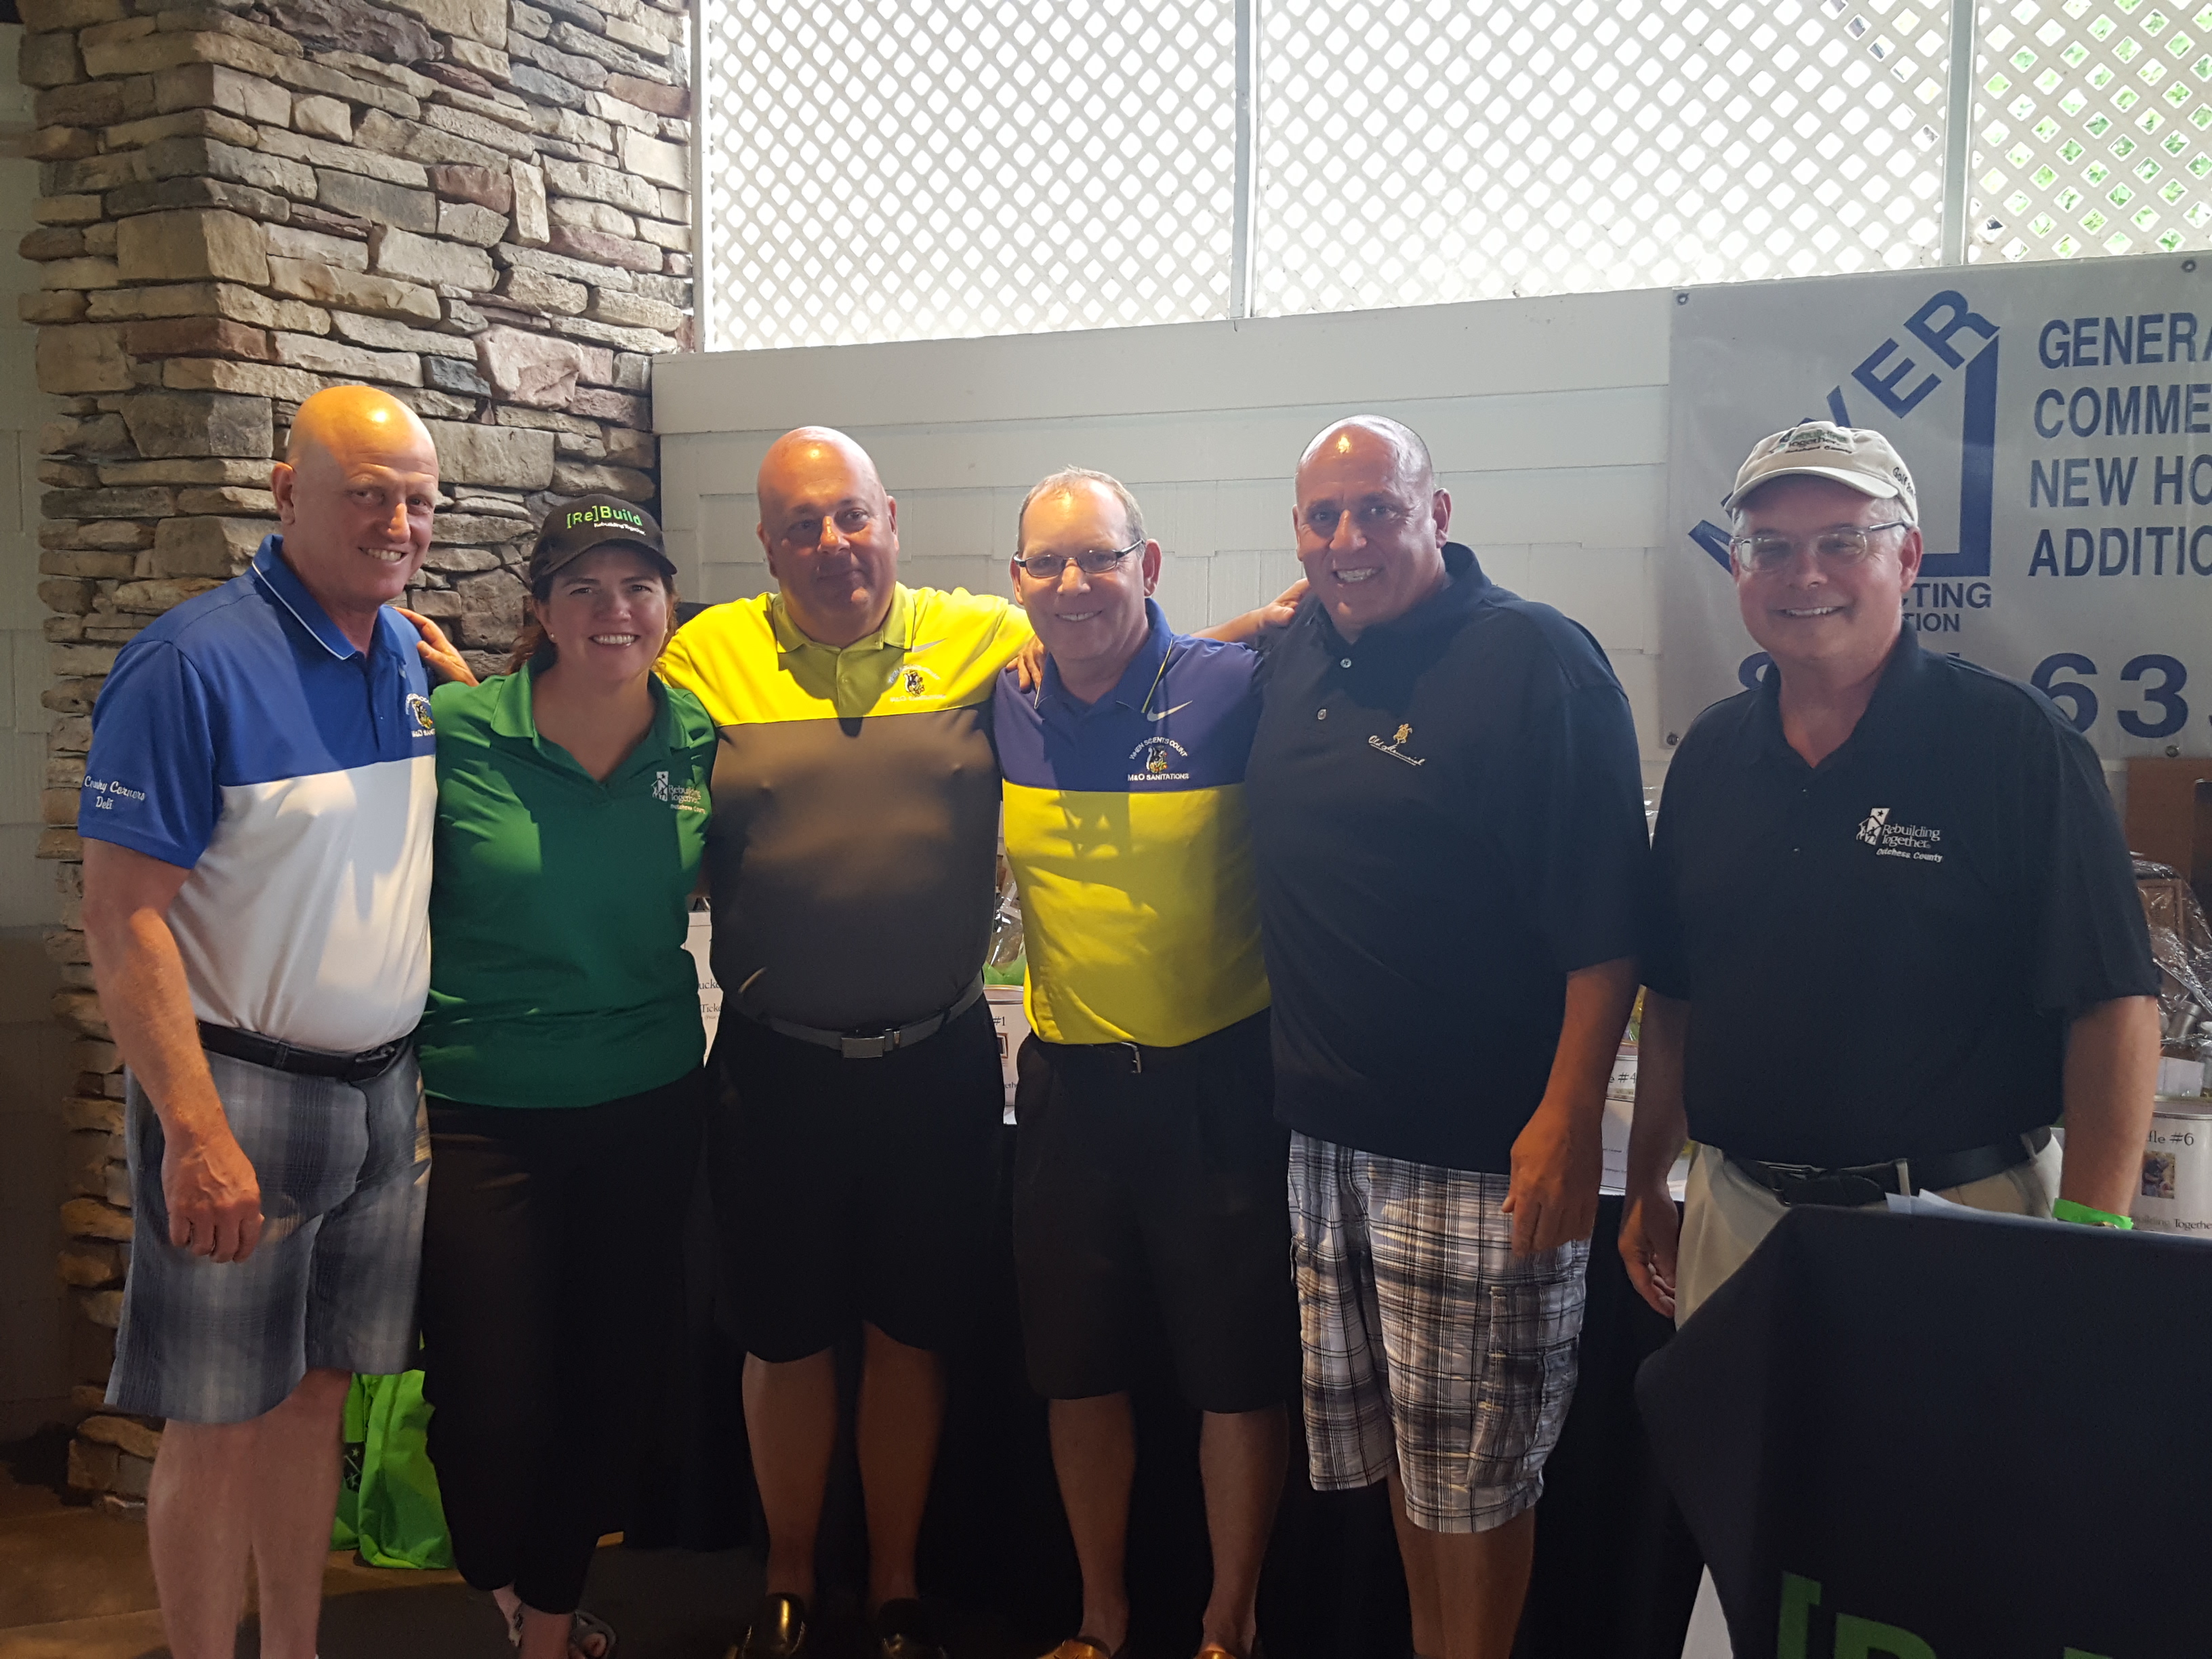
[
  {"x1": 708, "y1": 998, "x2": 1004, "y2": 1363},
  {"x1": 1012, "y1": 1010, "x2": 1298, "y2": 1414}
]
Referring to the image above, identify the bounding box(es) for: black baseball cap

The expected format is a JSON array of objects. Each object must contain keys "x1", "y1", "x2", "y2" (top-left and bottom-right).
[{"x1": 527, "y1": 494, "x2": 673, "y2": 585}]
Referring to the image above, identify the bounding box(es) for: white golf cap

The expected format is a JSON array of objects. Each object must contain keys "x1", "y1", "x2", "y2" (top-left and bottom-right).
[{"x1": 1724, "y1": 422, "x2": 1919, "y2": 525}]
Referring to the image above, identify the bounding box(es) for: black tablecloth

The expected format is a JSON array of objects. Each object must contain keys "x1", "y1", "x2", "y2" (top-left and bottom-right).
[
  {"x1": 633, "y1": 1139, "x2": 1702, "y2": 1659},
  {"x1": 1639, "y1": 1204, "x2": 2212, "y2": 1659}
]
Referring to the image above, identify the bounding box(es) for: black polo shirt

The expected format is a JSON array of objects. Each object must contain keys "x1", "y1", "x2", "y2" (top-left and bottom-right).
[
  {"x1": 1645, "y1": 631, "x2": 2158, "y2": 1168},
  {"x1": 1246, "y1": 543, "x2": 1650, "y2": 1174}
]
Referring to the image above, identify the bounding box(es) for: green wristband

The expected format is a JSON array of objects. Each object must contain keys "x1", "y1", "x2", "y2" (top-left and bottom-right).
[{"x1": 2051, "y1": 1197, "x2": 2133, "y2": 1230}]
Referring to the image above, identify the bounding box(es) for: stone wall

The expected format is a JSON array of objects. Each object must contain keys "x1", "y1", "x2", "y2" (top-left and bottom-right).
[{"x1": 17, "y1": 0, "x2": 691, "y2": 1498}]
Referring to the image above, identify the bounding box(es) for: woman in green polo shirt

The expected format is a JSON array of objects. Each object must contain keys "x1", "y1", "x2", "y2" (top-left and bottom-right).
[{"x1": 414, "y1": 496, "x2": 716, "y2": 1659}]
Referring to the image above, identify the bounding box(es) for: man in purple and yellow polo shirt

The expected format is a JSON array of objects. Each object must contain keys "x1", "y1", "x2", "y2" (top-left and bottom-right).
[{"x1": 996, "y1": 468, "x2": 1294, "y2": 1659}]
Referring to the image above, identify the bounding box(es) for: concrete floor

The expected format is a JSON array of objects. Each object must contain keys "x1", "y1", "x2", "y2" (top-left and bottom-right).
[{"x1": 0, "y1": 1431, "x2": 1032, "y2": 1659}]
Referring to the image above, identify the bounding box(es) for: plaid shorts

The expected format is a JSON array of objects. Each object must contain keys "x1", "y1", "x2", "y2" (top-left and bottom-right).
[
  {"x1": 110, "y1": 1048, "x2": 429, "y2": 1425},
  {"x1": 1288, "y1": 1132, "x2": 1589, "y2": 1534}
]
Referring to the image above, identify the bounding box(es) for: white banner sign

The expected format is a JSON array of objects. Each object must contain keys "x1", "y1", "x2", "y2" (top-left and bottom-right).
[{"x1": 1664, "y1": 255, "x2": 2212, "y2": 760}]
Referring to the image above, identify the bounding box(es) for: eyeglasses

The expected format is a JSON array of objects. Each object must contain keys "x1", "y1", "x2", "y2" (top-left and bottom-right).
[
  {"x1": 1011, "y1": 535, "x2": 1143, "y2": 581},
  {"x1": 1729, "y1": 522, "x2": 1912, "y2": 574}
]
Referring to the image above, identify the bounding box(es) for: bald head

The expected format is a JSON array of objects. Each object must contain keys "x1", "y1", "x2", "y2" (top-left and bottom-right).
[
  {"x1": 755, "y1": 425, "x2": 901, "y2": 647},
  {"x1": 1298, "y1": 415, "x2": 1434, "y2": 495},
  {"x1": 1292, "y1": 414, "x2": 1451, "y2": 642},
  {"x1": 286, "y1": 384, "x2": 434, "y2": 467},
  {"x1": 270, "y1": 384, "x2": 440, "y2": 648}
]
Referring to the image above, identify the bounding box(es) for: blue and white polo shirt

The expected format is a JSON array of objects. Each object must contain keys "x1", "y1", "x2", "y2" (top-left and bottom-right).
[{"x1": 79, "y1": 536, "x2": 438, "y2": 1053}]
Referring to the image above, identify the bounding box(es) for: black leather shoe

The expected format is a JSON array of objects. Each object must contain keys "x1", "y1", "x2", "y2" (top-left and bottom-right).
[
  {"x1": 874, "y1": 1597, "x2": 948, "y2": 1659},
  {"x1": 726, "y1": 1592, "x2": 808, "y2": 1659}
]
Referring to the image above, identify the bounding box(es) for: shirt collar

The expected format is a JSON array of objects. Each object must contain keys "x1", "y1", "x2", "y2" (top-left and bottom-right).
[
  {"x1": 767, "y1": 583, "x2": 915, "y2": 655},
  {"x1": 251, "y1": 535, "x2": 370, "y2": 661},
  {"x1": 489, "y1": 663, "x2": 678, "y2": 769},
  {"x1": 1311, "y1": 541, "x2": 1489, "y2": 653},
  {"x1": 1743, "y1": 627, "x2": 1925, "y2": 770},
  {"x1": 1039, "y1": 599, "x2": 1175, "y2": 716}
]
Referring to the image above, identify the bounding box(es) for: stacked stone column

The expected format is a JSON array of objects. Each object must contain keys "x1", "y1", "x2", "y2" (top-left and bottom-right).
[{"x1": 18, "y1": 0, "x2": 693, "y2": 1499}]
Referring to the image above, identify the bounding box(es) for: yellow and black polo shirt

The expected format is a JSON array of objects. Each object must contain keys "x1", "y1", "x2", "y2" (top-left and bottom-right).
[{"x1": 658, "y1": 583, "x2": 1031, "y2": 1031}]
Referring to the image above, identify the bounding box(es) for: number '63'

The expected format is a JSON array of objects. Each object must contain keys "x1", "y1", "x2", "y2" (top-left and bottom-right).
[{"x1": 2030, "y1": 653, "x2": 2190, "y2": 739}]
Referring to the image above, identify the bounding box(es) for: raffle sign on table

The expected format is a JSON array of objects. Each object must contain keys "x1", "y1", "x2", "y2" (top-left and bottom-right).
[{"x1": 1665, "y1": 255, "x2": 2212, "y2": 762}]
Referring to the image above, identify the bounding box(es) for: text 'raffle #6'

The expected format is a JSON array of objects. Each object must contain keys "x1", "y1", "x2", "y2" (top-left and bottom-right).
[{"x1": 1663, "y1": 253, "x2": 2212, "y2": 761}]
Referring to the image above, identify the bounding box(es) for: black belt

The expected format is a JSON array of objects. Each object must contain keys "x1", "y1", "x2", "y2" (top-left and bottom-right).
[
  {"x1": 739, "y1": 978, "x2": 986, "y2": 1060},
  {"x1": 1050, "y1": 1010, "x2": 1267, "y2": 1076},
  {"x1": 198, "y1": 1021, "x2": 413, "y2": 1084},
  {"x1": 1726, "y1": 1126, "x2": 2050, "y2": 1208}
]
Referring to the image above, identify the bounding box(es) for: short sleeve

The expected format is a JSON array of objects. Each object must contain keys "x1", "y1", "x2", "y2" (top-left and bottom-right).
[
  {"x1": 2020, "y1": 707, "x2": 2160, "y2": 1016},
  {"x1": 981, "y1": 593, "x2": 1033, "y2": 668},
  {"x1": 77, "y1": 638, "x2": 220, "y2": 869},
  {"x1": 1641, "y1": 756, "x2": 1694, "y2": 1000},
  {"x1": 657, "y1": 617, "x2": 708, "y2": 702},
  {"x1": 1503, "y1": 674, "x2": 1652, "y2": 974}
]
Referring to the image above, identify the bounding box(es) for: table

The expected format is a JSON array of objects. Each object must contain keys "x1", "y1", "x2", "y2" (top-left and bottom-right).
[{"x1": 1640, "y1": 1203, "x2": 2212, "y2": 1659}]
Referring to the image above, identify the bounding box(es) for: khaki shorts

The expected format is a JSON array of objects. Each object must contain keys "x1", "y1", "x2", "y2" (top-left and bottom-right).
[{"x1": 1675, "y1": 1131, "x2": 2061, "y2": 1324}]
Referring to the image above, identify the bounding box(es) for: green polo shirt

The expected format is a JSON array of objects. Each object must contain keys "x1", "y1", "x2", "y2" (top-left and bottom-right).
[{"x1": 417, "y1": 668, "x2": 717, "y2": 1109}]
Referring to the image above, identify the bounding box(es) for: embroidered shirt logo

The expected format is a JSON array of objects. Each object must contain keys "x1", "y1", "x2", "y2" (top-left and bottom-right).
[
  {"x1": 1128, "y1": 735, "x2": 1191, "y2": 782},
  {"x1": 652, "y1": 770, "x2": 706, "y2": 812},
  {"x1": 1856, "y1": 805, "x2": 1943, "y2": 862},
  {"x1": 405, "y1": 692, "x2": 435, "y2": 735},
  {"x1": 1368, "y1": 722, "x2": 1426, "y2": 766},
  {"x1": 886, "y1": 662, "x2": 939, "y2": 701},
  {"x1": 81, "y1": 777, "x2": 146, "y2": 812}
]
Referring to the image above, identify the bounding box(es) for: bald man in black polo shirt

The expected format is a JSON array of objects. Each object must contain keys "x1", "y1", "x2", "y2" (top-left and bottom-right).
[
  {"x1": 1619, "y1": 423, "x2": 2161, "y2": 1325},
  {"x1": 1246, "y1": 417, "x2": 1648, "y2": 1659}
]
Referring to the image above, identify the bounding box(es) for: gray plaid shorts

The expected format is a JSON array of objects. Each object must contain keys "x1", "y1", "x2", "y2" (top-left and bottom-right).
[
  {"x1": 109, "y1": 1048, "x2": 429, "y2": 1425},
  {"x1": 1287, "y1": 1132, "x2": 1589, "y2": 1534}
]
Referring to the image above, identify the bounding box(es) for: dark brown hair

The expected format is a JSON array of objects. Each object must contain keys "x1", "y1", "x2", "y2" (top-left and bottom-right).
[{"x1": 503, "y1": 556, "x2": 680, "y2": 676}]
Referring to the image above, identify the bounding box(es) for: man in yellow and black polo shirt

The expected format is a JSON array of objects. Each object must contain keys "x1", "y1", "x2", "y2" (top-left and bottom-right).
[
  {"x1": 659, "y1": 428, "x2": 1019, "y2": 1659},
  {"x1": 998, "y1": 468, "x2": 1294, "y2": 1659},
  {"x1": 661, "y1": 431, "x2": 1292, "y2": 1659}
]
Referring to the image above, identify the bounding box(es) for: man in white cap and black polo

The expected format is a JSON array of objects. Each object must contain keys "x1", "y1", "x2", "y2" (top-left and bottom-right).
[{"x1": 1618, "y1": 422, "x2": 2162, "y2": 1323}]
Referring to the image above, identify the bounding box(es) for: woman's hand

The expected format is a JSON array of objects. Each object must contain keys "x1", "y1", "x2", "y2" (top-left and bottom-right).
[{"x1": 397, "y1": 607, "x2": 478, "y2": 687}]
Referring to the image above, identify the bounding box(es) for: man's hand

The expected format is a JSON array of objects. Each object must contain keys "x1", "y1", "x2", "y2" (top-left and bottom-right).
[
  {"x1": 1011, "y1": 632, "x2": 1047, "y2": 692},
  {"x1": 397, "y1": 607, "x2": 476, "y2": 687},
  {"x1": 163, "y1": 1124, "x2": 264, "y2": 1263},
  {"x1": 1502, "y1": 1094, "x2": 1601, "y2": 1256},
  {"x1": 1617, "y1": 1185, "x2": 1679, "y2": 1319},
  {"x1": 1195, "y1": 577, "x2": 1313, "y2": 647},
  {"x1": 1257, "y1": 575, "x2": 1309, "y2": 630}
]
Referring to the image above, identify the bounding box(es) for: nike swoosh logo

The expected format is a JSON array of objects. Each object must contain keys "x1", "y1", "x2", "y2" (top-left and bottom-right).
[
  {"x1": 1150, "y1": 701, "x2": 1192, "y2": 720},
  {"x1": 905, "y1": 640, "x2": 945, "y2": 653}
]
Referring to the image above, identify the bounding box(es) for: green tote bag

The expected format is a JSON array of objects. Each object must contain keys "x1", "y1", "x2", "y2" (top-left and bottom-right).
[{"x1": 332, "y1": 1370, "x2": 453, "y2": 1570}]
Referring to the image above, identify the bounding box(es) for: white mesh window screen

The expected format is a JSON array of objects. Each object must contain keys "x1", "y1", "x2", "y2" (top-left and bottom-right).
[
  {"x1": 1252, "y1": 0, "x2": 1955, "y2": 316},
  {"x1": 699, "y1": 0, "x2": 1241, "y2": 351},
  {"x1": 1966, "y1": 0, "x2": 2212, "y2": 260}
]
